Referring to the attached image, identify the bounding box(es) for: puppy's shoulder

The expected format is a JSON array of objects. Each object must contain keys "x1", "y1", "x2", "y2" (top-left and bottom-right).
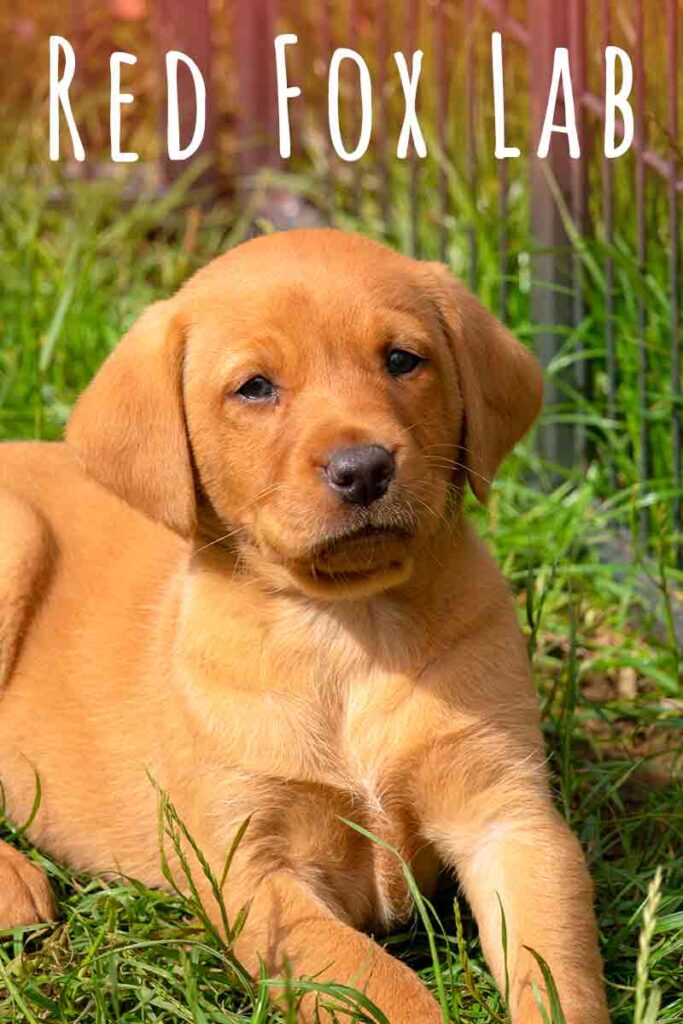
[{"x1": 0, "y1": 441, "x2": 84, "y2": 496}]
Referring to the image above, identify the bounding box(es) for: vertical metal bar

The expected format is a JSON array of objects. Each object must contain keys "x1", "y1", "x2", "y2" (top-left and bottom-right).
[
  {"x1": 285, "y1": 2, "x2": 303, "y2": 163},
  {"x1": 234, "y1": 0, "x2": 277, "y2": 183},
  {"x1": 320, "y1": 0, "x2": 334, "y2": 219},
  {"x1": 68, "y1": 0, "x2": 85, "y2": 64},
  {"x1": 569, "y1": 0, "x2": 590, "y2": 461},
  {"x1": 634, "y1": 0, "x2": 650, "y2": 544},
  {"x1": 602, "y1": 0, "x2": 617, "y2": 483},
  {"x1": 668, "y1": 0, "x2": 681, "y2": 562},
  {"x1": 376, "y1": 0, "x2": 390, "y2": 235},
  {"x1": 407, "y1": 0, "x2": 420, "y2": 257},
  {"x1": 466, "y1": 0, "x2": 478, "y2": 289},
  {"x1": 153, "y1": 0, "x2": 217, "y2": 186},
  {"x1": 349, "y1": 0, "x2": 362, "y2": 217},
  {"x1": 435, "y1": 0, "x2": 449, "y2": 262},
  {"x1": 528, "y1": 0, "x2": 575, "y2": 469},
  {"x1": 498, "y1": 0, "x2": 509, "y2": 321},
  {"x1": 68, "y1": 0, "x2": 93, "y2": 181}
]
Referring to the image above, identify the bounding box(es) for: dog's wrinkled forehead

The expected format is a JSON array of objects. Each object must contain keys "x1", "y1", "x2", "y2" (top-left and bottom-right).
[{"x1": 179, "y1": 230, "x2": 436, "y2": 337}]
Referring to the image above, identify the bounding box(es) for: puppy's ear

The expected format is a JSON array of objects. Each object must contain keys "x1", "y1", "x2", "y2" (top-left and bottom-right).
[
  {"x1": 423, "y1": 263, "x2": 544, "y2": 504},
  {"x1": 66, "y1": 301, "x2": 195, "y2": 536}
]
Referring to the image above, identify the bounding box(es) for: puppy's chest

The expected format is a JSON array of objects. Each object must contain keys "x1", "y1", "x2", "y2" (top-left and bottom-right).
[
  {"x1": 187, "y1": 616, "x2": 452, "y2": 926},
  {"x1": 218, "y1": 661, "x2": 448, "y2": 789},
  {"x1": 226, "y1": 673, "x2": 447, "y2": 929},
  {"x1": 246, "y1": 734, "x2": 437, "y2": 931}
]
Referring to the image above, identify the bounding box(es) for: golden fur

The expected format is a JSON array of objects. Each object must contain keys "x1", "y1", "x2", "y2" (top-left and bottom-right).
[{"x1": 0, "y1": 229, "x2": 608, "y2": 1022}]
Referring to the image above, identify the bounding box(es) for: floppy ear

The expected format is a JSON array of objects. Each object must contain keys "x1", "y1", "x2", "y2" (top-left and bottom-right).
[
  {"x1": 423, "y1": 263, "x2": 544, "y2": 504},
  {"x1": 66, "y1": 300, "x2": 196, "y2": 536}
]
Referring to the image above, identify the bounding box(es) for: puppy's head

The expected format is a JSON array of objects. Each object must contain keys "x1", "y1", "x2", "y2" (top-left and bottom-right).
[{"x1": 67, "y1": 229, "x2": 542, "y2": 599}]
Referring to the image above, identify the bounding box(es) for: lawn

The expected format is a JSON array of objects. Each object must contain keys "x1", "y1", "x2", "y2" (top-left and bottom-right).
[{"x1": 0, "y1": 149, "x2": 682, "y2": 1023}]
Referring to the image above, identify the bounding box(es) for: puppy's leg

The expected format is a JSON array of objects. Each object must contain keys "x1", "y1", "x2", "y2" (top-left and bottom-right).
[
  {"x1": 0, "y1": 489, "x2": 53, "y2": 687},
  {"x1": 419, "y1": 732, "x2": 609, "y2": 1024},
  {"x1": 0, "y1": 839, "x2": 55, "y2": 930},
  {"x1": 204, "y1": 869, "x2": 442, "y2": 1023}
]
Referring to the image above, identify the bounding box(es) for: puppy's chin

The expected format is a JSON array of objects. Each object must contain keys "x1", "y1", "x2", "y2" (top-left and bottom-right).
[
  {"x1": 242, "y1": 526, "x2": 417, "y2": 600},
  {"x1": 288, "y1": 556, "x2": 414, "y2": 600}
]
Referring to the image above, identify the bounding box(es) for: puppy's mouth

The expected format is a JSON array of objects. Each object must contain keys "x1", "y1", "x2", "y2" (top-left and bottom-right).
[
  {"x1": 246, "y1": 510, "x2": 419, "y2": 599},
  {"x1": 308, "y1": 523, "x2": 413, "y2": 569},
  {"x1": 288, "y1": 521, "x2": 416, "y2": 597}
]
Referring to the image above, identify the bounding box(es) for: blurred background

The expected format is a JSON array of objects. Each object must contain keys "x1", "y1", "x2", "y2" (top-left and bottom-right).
[{"x1": 0, "y1": 5, "x2": 682, "y2": 1021}]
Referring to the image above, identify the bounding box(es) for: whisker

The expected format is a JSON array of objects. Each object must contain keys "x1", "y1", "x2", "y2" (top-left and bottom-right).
[
  {"x1": 192, "y1": 482, "x2": 288, "y2": 555},
  {"x1": 399, "y1": 484, "x2": 454, "y2": 535},
  {"x1": 193, "y1": 524, "x2": 247, "y2": 555},
  {"x1": 423, "y1": 453, "x2": 492, "y2": 487}
]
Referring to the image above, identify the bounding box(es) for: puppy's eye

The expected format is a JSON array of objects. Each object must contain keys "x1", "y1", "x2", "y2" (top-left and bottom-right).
[
  {"x1": 386, "y1": 348, "x2": 425, "y2": 378},
  {"x1": 236, "y1": 376, "x2": 277, "y2": 402}
]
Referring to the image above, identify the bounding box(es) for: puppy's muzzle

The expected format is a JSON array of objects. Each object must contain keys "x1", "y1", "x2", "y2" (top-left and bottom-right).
[{"x1": 323, "y1": 445, "x2": 395, "y2": 507}]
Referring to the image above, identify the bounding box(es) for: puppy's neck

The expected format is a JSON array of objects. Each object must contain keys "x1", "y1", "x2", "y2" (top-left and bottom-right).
[{"x1": 179, "y1": 503, "x2": 478, "y2": 686}]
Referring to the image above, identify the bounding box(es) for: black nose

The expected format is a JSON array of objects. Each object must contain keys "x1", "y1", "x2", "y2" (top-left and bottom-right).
[{"x1": 324, "y1": 445, "x2": 396, "y2": 506}]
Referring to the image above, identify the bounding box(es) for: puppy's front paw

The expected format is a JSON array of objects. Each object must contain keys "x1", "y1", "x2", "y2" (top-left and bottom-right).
[{"x1": 0, "y1": 839, "x2": 55, "y2": 931}]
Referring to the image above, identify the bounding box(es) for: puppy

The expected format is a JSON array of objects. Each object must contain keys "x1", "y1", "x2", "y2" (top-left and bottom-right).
[{"x1": 0, "y1": 229, "x2": 608, "y2": 1023}]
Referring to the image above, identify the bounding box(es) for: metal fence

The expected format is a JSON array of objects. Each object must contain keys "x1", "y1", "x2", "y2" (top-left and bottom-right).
[{"x1": 141, "y1": 0, "x2": 683, "y2": 552}]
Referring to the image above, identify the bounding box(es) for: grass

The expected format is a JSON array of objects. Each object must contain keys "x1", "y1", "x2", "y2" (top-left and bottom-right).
[{"x1": 0, "y1": 145, "x2": 682, "y2": 1023}]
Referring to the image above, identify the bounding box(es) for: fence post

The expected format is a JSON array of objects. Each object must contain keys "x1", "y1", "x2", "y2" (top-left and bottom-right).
[
  {"x1": 151, "y1": 0, "x2": 215, "y2": 185},
  {"x1": 235, "y1": 0, "x2": 279, "y2": 183},
  {"x1": 569, "y1": 0, "x2": 590, "y2": 463},
  {"x1": 527, "y1": 1, "x2": 576, "y2": 470}
]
